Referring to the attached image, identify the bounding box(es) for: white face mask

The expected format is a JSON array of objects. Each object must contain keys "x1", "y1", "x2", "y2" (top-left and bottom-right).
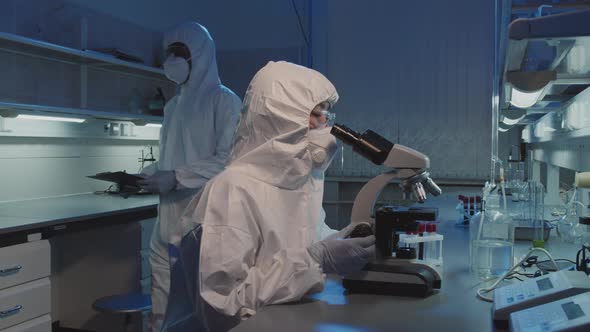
[
  {"x1": 163, "y1": 55, "x2": 190, "y2": 84},
  {"x1": 308, "y1": 127, "x2": 338, "y2": 172}
]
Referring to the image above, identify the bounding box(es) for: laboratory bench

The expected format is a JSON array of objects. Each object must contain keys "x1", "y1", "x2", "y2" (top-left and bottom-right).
[
  {"x1": 0, "y1": 193, "x2": 158, "y2": 332},
  {"x1": 0, "y1": 193, "x2": 158, "y2": 247},
  {"x1": 233, "y1": 202, "x2": 582, "y2": 332}
]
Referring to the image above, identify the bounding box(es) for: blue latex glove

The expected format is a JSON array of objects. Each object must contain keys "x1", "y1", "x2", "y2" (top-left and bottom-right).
[
  {"x1": 138, "y1": 170, "x2": 176, "y2": 194},
  {"x1": 307, "y1": 235, "x2": 375, "y2": 275}
]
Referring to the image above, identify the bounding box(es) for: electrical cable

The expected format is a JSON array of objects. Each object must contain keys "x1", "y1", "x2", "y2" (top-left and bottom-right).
[
  {"x1": 290, "y1": 0, "x2": 310, "y2": 48},
  {"x1": 505, "y1": 276, "x2": 524, "y2": 282},
  {"x1": 476, "y1": 248, "x2": 559, "y2": 302},
  {"x1": 537, "y1": 258, "x2": 577, "y2": 265},
  {"x1": 509, "y1": 271, "x2": 537, "y2": 279}
]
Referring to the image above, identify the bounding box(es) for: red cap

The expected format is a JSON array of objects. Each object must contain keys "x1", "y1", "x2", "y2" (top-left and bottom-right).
[
  {"x1": 426, "y1": 223, "x2": 436, "y2": 233},
  {"x1": 418, "y1": 223, "x2": 426, "y2": 233}
]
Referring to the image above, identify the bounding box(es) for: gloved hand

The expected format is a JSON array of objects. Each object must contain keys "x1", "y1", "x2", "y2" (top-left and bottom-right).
[
  {"x1": 307, "y1": 235, "x2": 375, "y2": 275},
  {"x1": 140, "y1": 163, "x2": 158, "y2": 177},
  {"x1": 324, "y1": 222, "x2": 373, "y2": 241},
  {"x1": 137, "y1": 170, "x2": 176, "y2": 194},
  {"x1": 323, "y1": 223, "x2": 356, "y2": 241}
]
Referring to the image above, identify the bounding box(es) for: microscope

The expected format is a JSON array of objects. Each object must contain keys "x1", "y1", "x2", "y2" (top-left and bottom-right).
[{"x1": 330, "y1": 124, "x2": 443, "y2": 297}]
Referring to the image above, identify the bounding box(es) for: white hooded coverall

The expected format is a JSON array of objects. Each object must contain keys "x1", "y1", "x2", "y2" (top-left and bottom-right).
[
  {"x1": 149, "y1": 22, "x2": 242, "y2": 330},
  {"x1": 171, "y1": 61, "x2": 340, "y2": 329}
]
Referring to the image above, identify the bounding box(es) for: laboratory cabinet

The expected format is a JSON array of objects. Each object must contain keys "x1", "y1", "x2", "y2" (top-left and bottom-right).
[
  {"x1": 0, "y1": 241, "x2": 51, "y2": 331},
  {"x1": 2, "y1": 315, "x2": 51, "y2": 332},
  {"x1": 3, "y1": 316, "x2": 51, "y2": 332}
]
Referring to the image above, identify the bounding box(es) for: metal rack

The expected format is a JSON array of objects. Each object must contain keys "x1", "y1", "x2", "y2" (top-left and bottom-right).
[
  {"x1": 500, "y1": 9, "x2": 590, "y2": 134},
  {"x1": 498, "y1": 7, "x2": 590, "y2": 205}
]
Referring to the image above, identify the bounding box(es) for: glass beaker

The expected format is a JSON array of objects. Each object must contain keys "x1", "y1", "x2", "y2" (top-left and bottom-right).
[{"x1": 470, "y1": 194, "x2": 515, "y2": 280}]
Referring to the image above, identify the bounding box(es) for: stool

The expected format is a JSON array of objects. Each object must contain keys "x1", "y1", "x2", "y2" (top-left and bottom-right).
[{"x1": 93, "y1": 293, "x2": 151, "y2": 332}]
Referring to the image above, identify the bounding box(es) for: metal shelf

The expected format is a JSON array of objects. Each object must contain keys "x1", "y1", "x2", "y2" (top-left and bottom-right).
[
  {"x1": 0, "y1": 101, "x2": 163, "y2": 124},
  {"x1": 500, "y1": 9, "x2": 590, "y2": 128},
  {"x1": 0, "y1": 32, "x2": 165, "y2": 80},
  {"x1": 522, "y1": 86, "x2": 590, "y2": 144}
]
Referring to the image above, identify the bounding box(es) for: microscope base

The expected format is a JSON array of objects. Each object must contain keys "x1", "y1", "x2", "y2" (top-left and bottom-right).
[{"x1": 342, "y1": 259, "x2": 441, "y2": 298}]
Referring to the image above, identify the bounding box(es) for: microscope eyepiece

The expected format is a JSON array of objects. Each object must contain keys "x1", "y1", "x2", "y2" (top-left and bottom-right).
[
  {"x1": 330, "y1": 123, "x2": 394, "y2": 165},
  {"x1": 331, "y1": 124, "x2": 360, "y2": 146}
]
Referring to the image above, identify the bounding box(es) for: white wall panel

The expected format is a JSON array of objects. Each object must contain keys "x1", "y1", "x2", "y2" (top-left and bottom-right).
[
  {"x1": 322, "y1": 0, "x2": 516, "y2": 181},
  {"x1": 0, "y1": 138, "x2": 157, "y2": 202}
]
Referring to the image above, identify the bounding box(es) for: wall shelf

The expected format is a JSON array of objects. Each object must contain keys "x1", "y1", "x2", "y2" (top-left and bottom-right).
[
  {"x1": 0, "y1": 29, "x2": 169, "y2": 125},
  {"x1": 0, "y1": 32, "x2": 166, "y2": 81}
]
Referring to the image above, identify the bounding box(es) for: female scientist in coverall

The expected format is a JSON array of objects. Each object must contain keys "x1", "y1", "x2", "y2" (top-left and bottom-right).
[
  {"x1": 137, "y1": 22, "x2": 242, "y2": 331},
  {"x1": 163, "y1": 61, "x2": 375, "y2": 331}
]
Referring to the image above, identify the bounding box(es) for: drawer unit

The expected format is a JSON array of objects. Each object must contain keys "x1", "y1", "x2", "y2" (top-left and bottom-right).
[
  {"x1": 3, "y1": 315, "x2": 51, "y2": 332},
  {"x1": 0, "y1": 241, "x2": 50, "y2": 290},
  {"x1": 0, "y1": 278, "x2": 51, "y2": 330}
]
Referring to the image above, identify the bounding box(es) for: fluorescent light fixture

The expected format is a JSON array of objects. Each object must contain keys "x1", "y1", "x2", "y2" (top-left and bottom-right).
[
  {"x1": 502, "y1": 115, "x2": 524, "y2": 126},
  {"x1": 509, "y1": 86, "x2": 544, "y2": 108},
  {"x1": 16, "y1": 114, "x2": 86, "y2": 123},
  {"x1": 501, "y1": 108, "x2": 526, "y2": 125},
  {"x1": 498, "y1": 123, "x2": 511, "y2": 132},
  {"x1": 145, "y1": 123, "x2": 162, "y2": 128},
  {"x1": 499, "y1": 122, "x2": 511, "y2": 132}
]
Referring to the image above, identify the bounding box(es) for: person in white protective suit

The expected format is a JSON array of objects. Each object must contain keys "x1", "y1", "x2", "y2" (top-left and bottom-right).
[
  {"x1": 137, "y1": 22, "x2": 242, "y2": 331},
  {"x1": 163, "y1": 61, "x2": 375, "y2": 331}
]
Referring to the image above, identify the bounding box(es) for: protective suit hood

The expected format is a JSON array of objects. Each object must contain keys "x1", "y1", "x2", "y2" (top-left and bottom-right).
[
  {"x1": 229, "y1": 61, "x2": 339, "y2": 189},
  {"x1": 163, "y1": 22, "x2": 220, "y2": 92}
]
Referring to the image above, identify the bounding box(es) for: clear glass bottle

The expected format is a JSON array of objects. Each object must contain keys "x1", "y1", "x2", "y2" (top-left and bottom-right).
[
  {"x1": 558, "y1": 205, "x2": 578, "y2": 243},
  {"x1": 470, "y1": 194, "x2": 515, "y2": 280},
  {"x1": 529, "y1": 181, "x2": 546, "y2": 248}
]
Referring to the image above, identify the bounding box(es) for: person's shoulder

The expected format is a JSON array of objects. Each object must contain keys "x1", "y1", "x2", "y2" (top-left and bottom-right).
[{"x1": 212, "y1": 85, "x2": 241, "y2": 105}]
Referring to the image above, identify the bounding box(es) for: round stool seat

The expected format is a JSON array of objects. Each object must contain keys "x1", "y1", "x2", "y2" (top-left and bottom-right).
[{"x1": 93, "y1": 293, "x2": 151, "y2": 314}]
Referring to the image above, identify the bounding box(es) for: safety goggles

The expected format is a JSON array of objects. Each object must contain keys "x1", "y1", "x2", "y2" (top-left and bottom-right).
[{"x1": 311, "y1": 109, "x2": 336, "y2": 128}]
